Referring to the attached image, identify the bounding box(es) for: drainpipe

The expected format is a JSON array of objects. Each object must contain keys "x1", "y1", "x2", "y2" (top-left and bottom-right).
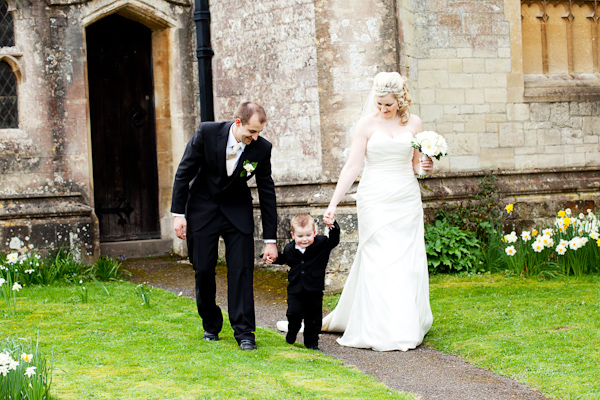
[{"x1": 194, "y1": 0, "x2": 214, "y2": 121}]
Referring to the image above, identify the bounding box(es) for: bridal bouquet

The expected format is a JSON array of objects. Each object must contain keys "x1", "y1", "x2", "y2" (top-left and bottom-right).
[{"x1": 411, "y1": 131, "x2": 448, "y2": 179}]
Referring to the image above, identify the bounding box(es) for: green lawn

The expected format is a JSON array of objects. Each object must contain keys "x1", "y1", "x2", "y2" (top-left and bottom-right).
[
  {"x1": 425, "y1": 274, "x2": 600, "y2": 400},
  {"x1": 1, "y1": 282, "x2": 413, "y2": 400}
]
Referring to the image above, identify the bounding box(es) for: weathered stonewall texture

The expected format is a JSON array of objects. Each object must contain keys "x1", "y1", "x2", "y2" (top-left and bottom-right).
[{"x1": 1, "y1": 0, "x2": 598, "y2": 278}]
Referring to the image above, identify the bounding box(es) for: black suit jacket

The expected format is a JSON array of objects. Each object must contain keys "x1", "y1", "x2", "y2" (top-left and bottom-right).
[
  {"x1": 277, "y1": 222, "x2": 340, "y2": 294},
  {"x1": 171, "y1": 121, "x2": 277, "y2": 238}
]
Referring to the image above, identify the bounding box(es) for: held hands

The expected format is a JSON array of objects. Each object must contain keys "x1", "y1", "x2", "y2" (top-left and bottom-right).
[
  {"x1": 262, "y1": 243, "x2": 278, "y2": 264},
  {"x1": 323, "y1": 206, "x2": 336, "y2": 228},
  {"x1": 174, "y1": 216, "x2": 187, "y2": 239}
]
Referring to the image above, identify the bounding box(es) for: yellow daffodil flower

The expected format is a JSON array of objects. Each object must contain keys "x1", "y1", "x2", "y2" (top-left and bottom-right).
[
  {"x1": 505, "y1": 204, "x2": 514, "y2": 213},
  {"x1": 557, "y1": 210, "x2": 566, "y2": 218}
]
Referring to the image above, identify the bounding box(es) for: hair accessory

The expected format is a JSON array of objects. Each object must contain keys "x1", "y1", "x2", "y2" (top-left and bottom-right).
[{"x1": 374, "y1": 86, "x2": 397, "y2": 93}]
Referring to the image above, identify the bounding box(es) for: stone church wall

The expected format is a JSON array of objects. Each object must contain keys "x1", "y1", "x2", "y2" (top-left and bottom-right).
[{"x1": 0, "y1": 0, "x2": 197, "y2": 261}]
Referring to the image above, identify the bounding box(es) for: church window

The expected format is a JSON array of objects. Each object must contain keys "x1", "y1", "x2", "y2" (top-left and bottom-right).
[
  {"x1": 0, "y1": 0, "x2": 14, "y2": 47},
  {"x1": 0, "y1": 61, "x2": 18, "y2": 128},
  {"x1": 521, "y1": 0, "x2": 599, "y2": 75}
]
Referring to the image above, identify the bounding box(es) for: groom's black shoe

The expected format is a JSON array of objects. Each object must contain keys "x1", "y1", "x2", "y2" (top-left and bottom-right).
[
  {"x1": 203, "y1": 332, "x2": 219, "y2": 341},
  {"x1": 239, "y1": 339, "x2": 257, "y2": 351}
]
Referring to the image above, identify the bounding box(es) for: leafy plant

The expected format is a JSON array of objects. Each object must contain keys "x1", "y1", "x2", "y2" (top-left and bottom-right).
[
  {"x1": 89, "y1": 256, "x2": 129, "y2": 281},
  {"x1": 0, "y1": 335, "x2": 53, "y2": 400},
  {"x1": 135, "y1": 283, "x2": 153, "y2": 308},
  {"x1": 424, "y1": 220, "x2": 481, "y2": 273}
]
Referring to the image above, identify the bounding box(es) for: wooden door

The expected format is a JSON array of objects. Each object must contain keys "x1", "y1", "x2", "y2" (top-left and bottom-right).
[{"x1": 87, "y1": 14, "x2": 160, "y2": 242}]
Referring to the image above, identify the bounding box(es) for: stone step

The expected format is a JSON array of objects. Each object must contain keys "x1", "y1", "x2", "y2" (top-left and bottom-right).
[{"x1": 100, "y1": 238, "x2": 173, "y2": 259}]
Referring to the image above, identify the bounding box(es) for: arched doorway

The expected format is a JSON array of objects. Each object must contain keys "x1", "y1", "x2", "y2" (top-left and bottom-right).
[{"x1": 87, "y1": 14, "x2": 160, "y2": 242}]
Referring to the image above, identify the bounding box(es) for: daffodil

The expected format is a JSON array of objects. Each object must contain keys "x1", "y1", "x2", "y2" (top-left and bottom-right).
[
  {"x1": 20, "y1": 353, "x2": 33, "y2": 363},
  {"x1": 505, "y1": 246, "x2": 516, "y2": 256},
  {"x1": 12, "y1": 282, "x2": 22, "y2": 291},
  {"x1": 532, "y1": 229, "x2": 538, "y2": 236},
  {"x1": 24, "y1": 366, "x2": 36, "y2": 378},
  {"x1": 505, "y1": 204, "x2": 513, "y2": 213},
  {"x1": 563, "y1": 217, "x2": 571, "y2": 227},
  {"x1": 557, "y1": 210, "x2": 566, "y2": 218},
  {"x1": 521, "y1": 231, "x2": 531, "y2": 242},
  {"x1": 555, "y1": 244, "x2": 567, "y2": 255}
]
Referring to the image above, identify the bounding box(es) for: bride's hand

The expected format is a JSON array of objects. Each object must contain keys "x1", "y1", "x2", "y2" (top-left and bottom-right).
[
  {"x1": 323, "y1": 206, "x2": 336, "y2": 228},
  {"x1": 420, "y1": 156, "x2": 434, "y2": 171}
]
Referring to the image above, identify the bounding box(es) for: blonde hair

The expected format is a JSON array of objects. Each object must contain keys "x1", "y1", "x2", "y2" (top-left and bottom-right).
[
  {"x1": 373, "y1": 72, "x2": 412, "y2": 125},
  {"x1": 290, "y1": 214, "x2": 315, "y2": 233}
]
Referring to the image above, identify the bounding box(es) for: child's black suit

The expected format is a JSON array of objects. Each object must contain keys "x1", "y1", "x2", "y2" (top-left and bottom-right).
[{"x1": 277, "y1": 221, "x2": 340, "y2": 348}]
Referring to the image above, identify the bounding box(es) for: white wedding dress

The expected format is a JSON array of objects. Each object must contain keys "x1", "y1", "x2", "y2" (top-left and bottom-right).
[{"x1": 321, "y1": 131, "x2": 433, "y2": 351}]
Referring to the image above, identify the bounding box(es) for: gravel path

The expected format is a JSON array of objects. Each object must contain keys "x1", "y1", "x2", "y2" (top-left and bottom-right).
[{"x1": 126, "y1": 257, "x2": 548, "y2": 400}]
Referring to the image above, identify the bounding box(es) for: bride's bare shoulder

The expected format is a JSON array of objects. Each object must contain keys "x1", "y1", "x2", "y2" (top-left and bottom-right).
[{"x1": 406, "y1": 114, "x2": 424, "y2": 136}]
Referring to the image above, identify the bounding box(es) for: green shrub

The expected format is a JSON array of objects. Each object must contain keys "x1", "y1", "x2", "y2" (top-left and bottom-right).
[
  {"x1": 425, "y1": 219, "x2": 481, "y2": 273},
  {"x1": 89, "y1": 256, "x2": 129, "y2": 281}
]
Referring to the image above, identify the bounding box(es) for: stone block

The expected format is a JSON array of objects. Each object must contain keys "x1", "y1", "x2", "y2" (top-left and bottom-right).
[
  {"x1": 448, "y1": 59, "x2": 463, "y2": 73},
  {"x1": 473, "y1": 73, "x2": 507, "y2": 88},
  {"x1": 434, "y1": 122, "x2": 454, "y2": 133},
  {"x1": 420, "y1": 105, "x2": 445, "y2": 123},
  {"x1": 506, "y1": 103, "x2": 530, "y2": 121},
  {"x1": 464, "y1": 114, "x2": 486, "y2": 132},
  {"x1": 484, "y1": 88, "x2": 508, "y2": 103},
  {"x1": 585, "y1": 152, "x2": 600, "y2": 166},
  {"x1": 418, "y1": 58, "x2": 448, "y2": 71},
  {"x1": 499, "y1": 122, "x2": 524, "y2": 146},
  {"x1": 460, "y1": 104, "x2": 475, "y2": 114},
  {"x1": 436, "y1": 89, "x2": 465, "y2": 104},
  {"x1": 515, "y1": 154, "x2": 538, "y2": 169},
  {"x1": 480, "y1": 148, "x2": 514, "y2": 169},
  {"x1": 529, "y1": 103, "x2": 551, "y2": 122},
  {"x1": 449, "y1": 155, "x2": 480, "y2": 172},
  {"x1": 453, "y1": 123, "x2": 466, "y2": 132},
  {"x1": 537, "y1": 129, "x2": 561, "y2": 146},
  {"x1": 498, "y1": 47, "x2": 512, "y2": 58},
  {"x1": 485, "y1": 58, "x2": 512, "y2": 73},
  {"x1": 418, "y1": 70, "x2": 449, "y2": 89},
  {"x1": 444, "y1": 104, "x2": 461, "y2": 114},
  {"x1": 561, "y1": 153, "x2": 586, "y2": 167},
  {"x1": 465, "y1": 89, "x2": 485, "y2": 104},
  {"x1": 456, "y1": 48, "x2": 473, "y2": 58},
  {"x1": 561, "y1": 128, "x2": 584, "y2": 145},
  {"x1": 448, "y1": 73, "x2": 474, "y2": 88},
  {"x1": 463, "y1": 58, "x2": 485, "y2": 73},
  {"x1": 515, "y1": 147, "x2": 538, "y2": 155},
  {"x1": 538, "y1": 154, "x2": 565, "y2": 169},
  {"x1": 486, "y1": 122, "x2": 499, "y2": 133},
  {"x1": 479, "y1": 132, "x2": 499, "y2": 148},
  {"x1": 490, "y1": 103, "x2": 507, "y2": 113},
  {"x1": 419, "y1": 89, "x2": 436, "y2": 105}
]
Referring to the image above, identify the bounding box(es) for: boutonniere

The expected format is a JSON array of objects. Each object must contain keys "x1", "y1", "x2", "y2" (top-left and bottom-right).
[{"x1": 240, "y1": 160, "x2": 257, "y2": 177}]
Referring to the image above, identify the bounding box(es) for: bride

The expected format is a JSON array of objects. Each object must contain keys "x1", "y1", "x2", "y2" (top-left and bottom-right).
[{"x1": 321, "y1": 71, "x2": 434, "y2": 351}]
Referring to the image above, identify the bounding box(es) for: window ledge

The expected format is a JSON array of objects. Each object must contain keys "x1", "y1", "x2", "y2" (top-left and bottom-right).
[
  {"x1": 523, "y1": 74, "x2": 600, "y2": 102},
  {"x1": 0, "y1": 47, "x2": 23, "y2": 57}
]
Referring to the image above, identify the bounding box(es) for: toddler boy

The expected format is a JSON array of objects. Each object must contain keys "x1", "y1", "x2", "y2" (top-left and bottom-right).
[{"x1": 274, "y1": 214, "x2": 340, "y2": 350}]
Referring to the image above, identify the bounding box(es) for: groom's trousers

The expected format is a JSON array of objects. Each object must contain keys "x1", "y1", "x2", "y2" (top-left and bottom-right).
[{"x1": 187, "y1": 211, "x2": 256, "y2": 343}]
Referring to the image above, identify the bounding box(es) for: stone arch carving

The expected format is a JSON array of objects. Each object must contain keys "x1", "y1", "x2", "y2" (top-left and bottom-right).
[
  {"x1": 0, "y1": 54, "x2": 22, "y2": 82},
  {"x1": 81, "y1": 0, "x2": 176, "y2": 30}
]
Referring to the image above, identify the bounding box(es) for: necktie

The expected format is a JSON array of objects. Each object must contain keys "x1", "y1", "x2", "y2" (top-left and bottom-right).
[{"x1": 226, "y1": 143, "x2": 241, "y2": 176}]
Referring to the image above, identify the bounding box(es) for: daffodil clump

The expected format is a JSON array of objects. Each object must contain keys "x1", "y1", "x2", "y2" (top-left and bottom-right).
[
  {"x1": 0, "y1": 337, "x2": 52, "y2": 400},
  {"x1": 502, "y1": 206, "x2": 600, "y2": 277}
]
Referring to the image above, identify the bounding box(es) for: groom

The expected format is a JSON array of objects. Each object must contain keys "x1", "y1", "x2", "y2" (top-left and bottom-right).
[{"x1": 171, "y1": 102, "x2": 278, "y2": 351}]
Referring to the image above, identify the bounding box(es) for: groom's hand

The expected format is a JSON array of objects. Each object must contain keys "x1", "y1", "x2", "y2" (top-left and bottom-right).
[
  {"x1": 262, "y1": 243, "x2": 278, "y2": 263},
  {"x1": 174, "y1": 216, "x2": 187, "y2": 239}
]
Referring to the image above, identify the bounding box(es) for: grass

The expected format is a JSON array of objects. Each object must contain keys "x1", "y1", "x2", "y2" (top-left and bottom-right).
[
  {"x1": 426, "y1": 274, "x2": 600, "y2": 399},
  {"x1": 1, "y1": 282, "x2": 414, "y2": 400},
  {"x1": 325, "y1": 273, "x2": 600, "y2": 399}
]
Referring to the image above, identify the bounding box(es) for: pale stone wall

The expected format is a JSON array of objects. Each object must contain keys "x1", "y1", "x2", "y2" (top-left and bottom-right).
[
  {"x1": 210, "y1": 0, "x2": 322, "y2": 184},
  {"x1": 397, "y1": 0, "x2": 600, "y2": 173}
]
